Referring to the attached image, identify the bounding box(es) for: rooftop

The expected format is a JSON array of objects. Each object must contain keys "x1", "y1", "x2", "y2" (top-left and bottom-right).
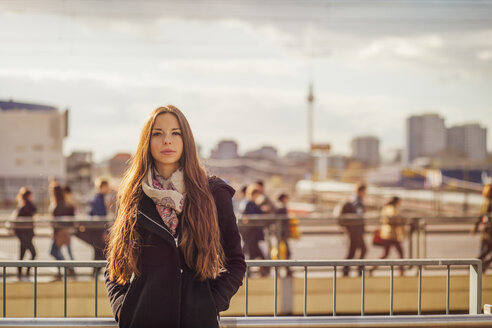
[{"x1": 0, "y1": 100, "x2": 57, "y2": 111}]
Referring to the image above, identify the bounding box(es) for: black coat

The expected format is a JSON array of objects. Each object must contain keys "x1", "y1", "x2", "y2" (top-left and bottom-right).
[
  {"x1": 105, "y1": 177, "x2": 246, "y2": 328},
  {"x1": 14, "y1": 201, "x2": 36, "y2": 235}
]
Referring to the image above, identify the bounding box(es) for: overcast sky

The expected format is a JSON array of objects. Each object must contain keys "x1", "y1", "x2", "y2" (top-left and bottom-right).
[{"x1": 1, "y1": 0, "x2": 491, "y2": 161}]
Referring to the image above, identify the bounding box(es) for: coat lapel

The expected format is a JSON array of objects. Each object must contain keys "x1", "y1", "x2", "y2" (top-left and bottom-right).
[{"x1": 138, "y1": 193, "x2": 177, "y2": 246}]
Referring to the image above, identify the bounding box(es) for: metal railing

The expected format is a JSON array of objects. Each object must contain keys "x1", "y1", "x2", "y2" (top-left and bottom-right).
[
  {"x1": 0, "y1": 259, "x2": 483, "y2": 319},
  {"x1": 245, "y1": 259, "x2": 482, "y2": 317},
  {"x1": 1, "y1": 315, "x2": 492, "y2": 327},
  {"x1": 1, "y1": 260, "x2": 107, "y2": 318}
]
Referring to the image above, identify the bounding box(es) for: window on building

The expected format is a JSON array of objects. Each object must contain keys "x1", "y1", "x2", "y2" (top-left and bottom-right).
[
  {"x1": 32, "y1": 144, "x2": 44, "y2": 151},
  {"x1": 15, "y1": 158, "x2": 25, "y2": 166},
  {"x1": 15, "y1": 145, "x2": 27, "y2": 152}
]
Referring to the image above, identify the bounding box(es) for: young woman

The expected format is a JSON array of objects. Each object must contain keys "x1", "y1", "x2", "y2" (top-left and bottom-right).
[
  {"x1": 49, "y1": 184, "x2": 76, "y2": 277},
  {"x1": 473, "y1": 183, "x2": 492, "y2": 271},
  {"x1": 14, "y1": 187, "x2": 37, "y2": 278},
  {"x1": 105, "y1": 106, "x2": 246, "y2": 328},
  {"x1": 370, "y1": 196, "x2": 405, "y2": 276}
]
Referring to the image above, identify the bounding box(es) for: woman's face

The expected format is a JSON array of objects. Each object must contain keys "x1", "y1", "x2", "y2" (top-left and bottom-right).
[{"x1": 150, "y1": 113, "x2": 184, "y2": 174}]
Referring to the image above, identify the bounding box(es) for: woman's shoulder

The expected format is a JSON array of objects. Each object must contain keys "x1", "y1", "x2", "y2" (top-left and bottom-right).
[{"x1": 208, "y1": 176, "x2": 235, "y2": 198}]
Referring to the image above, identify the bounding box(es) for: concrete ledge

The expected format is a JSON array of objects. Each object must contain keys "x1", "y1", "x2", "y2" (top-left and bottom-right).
[{"x1": 1, "y1": 315, "x2": 492, "y2": 328}]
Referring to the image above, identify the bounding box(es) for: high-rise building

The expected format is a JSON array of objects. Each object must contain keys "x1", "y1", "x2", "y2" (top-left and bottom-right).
[
  {"x1": 405, "y1": 113, "x2": 446, "y2": 164},
  {"x1": 351, "y1": 136, "x2": 380, "y2": 167},
  {"x1": 447, "y1": 123, "x2": 487, "y2": 161},
  {"x1": 0, "y1": 100, "x2": 68, "y2": 206},
  {"x1": 210, "y1": 140, "x2": 238, "y2": 159}
]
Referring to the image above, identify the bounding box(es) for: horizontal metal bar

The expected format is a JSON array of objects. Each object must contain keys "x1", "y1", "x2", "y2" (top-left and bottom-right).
[
  {"x1": 224, "y1": 315, "x2": 492, "y2": 327},
  {"x1": 246, "y1": 259, "x2": 481, "y2": 267},
  {"x1": 0, "y1": 318, "x2": 116, "y2": 326},
  {"x1": 0, "y1": 261, "x2": 107, "y2": 268},
  {"x1": 0, "y1": 214, "x2": 482, "y2": 224},
  {"x1": 1, "y1": 315, "x2": 492, "y2": 327},
  {"x1": 0, "y1": 259, "x2": 480, "y2": 268}
]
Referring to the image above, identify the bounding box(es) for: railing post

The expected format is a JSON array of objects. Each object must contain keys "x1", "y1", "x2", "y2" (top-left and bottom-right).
[
  {"x1": 408, "y1": 219, "x2": 414, "y2": 259},
  {"x1": 274, "y1": 266, "x2": 278, "y2": 317},
  {"x1": 361, "y1": 267, "x2": 365, "y2": 316},
  {"x1": 34, "y1": 266, "x2": 37, "y2": 317},
  {"x1": 390, "y1": 265, "x2": 394, "y2": 316},
  {"x1": 245, "y1": 266, "x2": 249, "y2": 317},
  {"x1": 95, "y1": 269, "x2": 98, "y2": 317},
  {"x1": 469, "y1": 262, "x2": 482, "y2": 314},
  {"x1": 333, "y1": 266, "x2": 337, "y2": 316},
  {"x1": 303, "y1": 266, "x2": 307, "y2": 317},
  {"x1": 3, "y1": 266, "x2": 5, "y2": 317}
]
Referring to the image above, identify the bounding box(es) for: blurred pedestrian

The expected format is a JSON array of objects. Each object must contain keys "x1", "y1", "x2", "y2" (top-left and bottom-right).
[
  {"x1": 63, "y1": 185, "x2": 76, "y2": 263},
  {"x1": 236, "y1": 185, "x2": 248, "y2": 214},
  {"x1": 472, "y1": 183, "x2": 492, "y2": 271},
  {"x1": 79, "y1": 178, "x2": 110, "y2": 277},
  {"x1": 255, "y1": 180, "x2": 275, "y2": 213},
  {"x1": 50, "y1": 184, "x2": 75, "y2": 277},
  {"x1": 276, "y1": 193, "x2": 292, "y2": 276},
  {"x1": 242, "y1": 184, "x2": 269, "y2": 277},
  {"x1": 340, "y1": 183, "x2": 367, "y2": 277},
  {"x1": 104, "y1": 106, "x2": 245, "y2": 327},
  {"x1": 369, "y1": 196, "x2": 405, "y2": 276},
  {"x1": 14, "y1": 187, "x2": 37, "y2": 279}
]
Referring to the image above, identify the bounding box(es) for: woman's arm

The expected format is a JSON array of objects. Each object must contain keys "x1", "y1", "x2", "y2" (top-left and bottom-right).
[
  {"x1": 210, "y1": 186, "x2": 247, "y2": 312},
  {"x1": 104, "y1": 268, "x2": 129, "y2": 321}
]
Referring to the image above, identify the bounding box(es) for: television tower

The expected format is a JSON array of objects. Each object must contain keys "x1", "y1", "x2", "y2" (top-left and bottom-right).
[{"x1": 307, "y1": 82, "x2": 315, "y2": 151}]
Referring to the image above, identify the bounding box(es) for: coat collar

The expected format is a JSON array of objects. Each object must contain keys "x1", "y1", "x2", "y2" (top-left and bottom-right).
[
  {"x1": 137, "y1": 193, "x2": 178, "y2": 247},
  {"x1": 136, "y1": 176, "x2": 235, "y2": 246}
]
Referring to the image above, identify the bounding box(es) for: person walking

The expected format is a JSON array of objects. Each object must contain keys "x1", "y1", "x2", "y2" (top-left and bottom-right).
[
  {"x1": 473, "y1": 183, "x2": 492, "y2": 271},
  {"x1": 255, "y1": 180, "x2": 275, "y2": 214},
  {"x1": 369, "y1": 196, "x2": 405, "y2": 276},
  {"x1": 49, "y1": 184, "x2": 75, "y2": 277},
  {"x1": 104, "y1": 106, "x2": 246, "y2": 328},
  {"x1": 340, "y1": 183, "x2": 367, "y2": 277},
  {"x1": 241, "y1": 184, "x2": 270, "y2": 276},
  {"x1": 13, "y1": 187, "x2": 37, "y2": 279},
  {"x1": 77, "y1": 178, "x2": 110, "y2": 277},
  {"x1": 276, "y1": 193, "x2": 292, "y2": 276},
  {"x1": 63, "y1": 186, "x2": 76, "y2": 263}
]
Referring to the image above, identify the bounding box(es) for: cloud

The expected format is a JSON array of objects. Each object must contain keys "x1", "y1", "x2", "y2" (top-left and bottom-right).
[
  {"x1": 158, "y1": 58, "x2": 303, "y2": 76},
  {"x1": 477, "y1": 49, "x2": 492, "y2": 62},
  {"x1": 359, "y1": 35, "x2": 444, "y2": 59}
]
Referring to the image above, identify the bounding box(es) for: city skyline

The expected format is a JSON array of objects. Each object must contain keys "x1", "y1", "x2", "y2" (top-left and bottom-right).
[{"x1": 0, "y1": 0, "x2": 491, "y2": 161}]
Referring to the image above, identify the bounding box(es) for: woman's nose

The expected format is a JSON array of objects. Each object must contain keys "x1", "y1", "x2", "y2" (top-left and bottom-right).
[{"x1": 163, "y1": 133, "x2": 172, "y2": 144}]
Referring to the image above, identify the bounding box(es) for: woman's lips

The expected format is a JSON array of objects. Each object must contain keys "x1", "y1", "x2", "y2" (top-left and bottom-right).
[{"x1": 160, "y1": 150, "x2": 175, "y2": 155}]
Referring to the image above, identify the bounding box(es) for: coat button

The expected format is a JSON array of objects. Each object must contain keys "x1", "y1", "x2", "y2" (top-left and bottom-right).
[{"x1": 180, "y1": 269, "x2": 183, "y2": 274}]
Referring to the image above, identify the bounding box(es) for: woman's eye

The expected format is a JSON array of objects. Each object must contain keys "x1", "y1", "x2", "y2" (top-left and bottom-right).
[
  {"x1": 172, "y1": 132, "x2": 181, "y2": 136},
  {"x1": 151, "y1": 132, "x2": 161, "y2": 137}
]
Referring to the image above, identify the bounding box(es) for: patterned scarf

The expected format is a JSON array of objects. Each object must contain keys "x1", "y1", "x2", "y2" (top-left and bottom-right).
[{"x1": 142, "y1": 167, "x2": 185, "y2": 236}]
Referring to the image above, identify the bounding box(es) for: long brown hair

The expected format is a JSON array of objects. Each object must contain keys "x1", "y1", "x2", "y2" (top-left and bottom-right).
[{"x1": 106, "y1": 105, "x2": 225, "y2": 284}]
